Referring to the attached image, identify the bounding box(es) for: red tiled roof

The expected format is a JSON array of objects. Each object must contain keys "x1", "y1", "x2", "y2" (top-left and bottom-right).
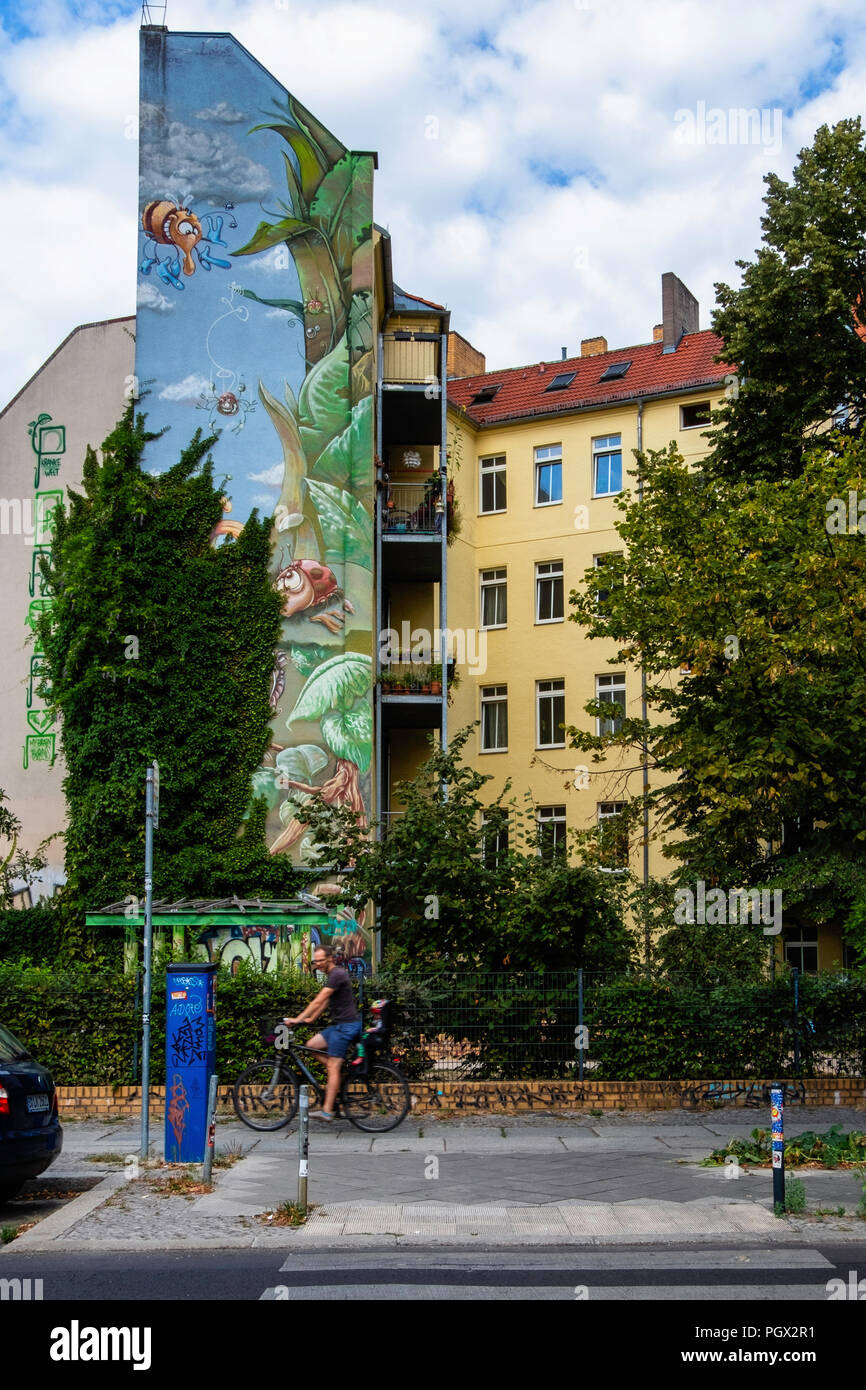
[{"x1": 447, "y1": 330, "x2": 733, "y2": 426}]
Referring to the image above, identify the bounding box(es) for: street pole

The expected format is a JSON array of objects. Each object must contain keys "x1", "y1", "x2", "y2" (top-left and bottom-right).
[
  {"x1": 771, "y1": 1084, "x2": 785, "y2": 1214},
  {"x1": 202, "y1": 1073, "x2": 219, "y2": 1185},
  {"x1": 298, "y1": 1085, "x2": 309, "y2": 1211},
  {"x1": 140, "y1": 763, "x2": 156, "y2": 1160}
]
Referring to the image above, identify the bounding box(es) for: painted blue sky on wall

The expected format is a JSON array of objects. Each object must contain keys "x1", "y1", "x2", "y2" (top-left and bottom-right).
[{"x1": 137, "y1": 32, "x2": 319, "y2": 521}]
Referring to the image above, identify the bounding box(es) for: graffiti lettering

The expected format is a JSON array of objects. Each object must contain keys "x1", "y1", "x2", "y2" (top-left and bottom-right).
[{"x1": 169, "y1": 1013, "x2": 205, "y2": 1067}]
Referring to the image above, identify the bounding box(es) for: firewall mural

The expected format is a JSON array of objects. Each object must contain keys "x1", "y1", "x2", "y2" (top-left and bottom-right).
[{"x1": 137, "y1": 31, "x2": 374, "y2": 897}]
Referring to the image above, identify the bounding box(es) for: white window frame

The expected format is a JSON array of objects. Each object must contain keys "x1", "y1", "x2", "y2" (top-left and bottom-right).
[
  {"x1": 680, "y1": 401, "x2": 712, "y2": 430},
  {"x1": 593, "y1": 551, "x2": 622, "y2": 614},
  {"x1": 592, "y1": 434, "x2": 623, "y2": 498},
  {"x1": 536, "y1": 678, "x2": 566, "y2": 749},
  {"x1": 479, "y1": 454, "x2": 506, "y2": 515},
  {"x1": 597, "y1": 800, "x2": 628, "y2": 873},
  {"x1": 534, "y1": 443, "x2": 563, "y2": 507},
  {"x1": 537, "y1": 804, "x2": 567, "y2": 859},
  {"x1": 595, "y1": 673, "x2": 626, "y2": 736},
  {"x1": 481, "y1": 812, "x2": 509, "y2": 866},
  {"x1": 783, "y1": 927, "x2": 818, "y2": 975},
  {"x1": 535, "y1": 561, "x2": 564, "y2": 624},
  {"x1": 480, "y1": 567, "x2": 507, "y2": 629},
  {"x1": 480, "y1": 684, "x2": 508, "y2": 752}
]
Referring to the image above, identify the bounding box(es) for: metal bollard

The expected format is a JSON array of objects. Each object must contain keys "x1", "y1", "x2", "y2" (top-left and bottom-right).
[
  {"x1": 298, "y1": 1084, "x2": 309, "y2": 1211},
  {"x1": 202, "y1": 1073, "x2": 219, "y2": 1185},
  {"x1": 771, "y1": 1083, "x2": 785, "y2": 1213}
]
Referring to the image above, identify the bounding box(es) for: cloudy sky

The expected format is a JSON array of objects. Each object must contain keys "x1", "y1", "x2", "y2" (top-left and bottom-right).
[{"x1": 1, "y1": 0, "x2": 864, "y2": 409}]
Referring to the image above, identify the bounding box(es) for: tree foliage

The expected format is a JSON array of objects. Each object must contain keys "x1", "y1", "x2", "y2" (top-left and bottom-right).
[
  {"x1": 568, "y1": 119, "x2": 866, "y2": 951},
  {"x1": 297, "y1": 726, "x2": 634, "y2": 971},
  {"x1": 36, "y1": 407, "x2": 300, "y2": 946}
]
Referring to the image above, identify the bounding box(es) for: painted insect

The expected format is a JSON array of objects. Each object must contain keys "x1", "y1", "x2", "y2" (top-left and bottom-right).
[
  {"x1": 141, "y1": 200, "x2": 203, "y2": 275},
  {"x1": 269, "y1": 649, "x2": 287, "y2": 710},
  {"x1": 139, "y1": 199, "x2": 232, "y2": 287},
  {"x1": 275, "y1": 560, "x2": 355, "y2": 634},
  {"x1": 217, "y1": 392, "x2": 240, "y2": 416}
]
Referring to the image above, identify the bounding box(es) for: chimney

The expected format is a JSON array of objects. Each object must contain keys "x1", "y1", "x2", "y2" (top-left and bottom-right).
[
  {"x1": 652, "y1": 323, "x2": 664, "y2": 343},
  {"x1": 581, "y1": 336, "x2": 607, "y2": 357},
  {"x1": 661, "y1": 273, "x2": 699, "y2": 353},
  {"x1": 561, "y1": 347, "x2": 567, "y2": 360}
]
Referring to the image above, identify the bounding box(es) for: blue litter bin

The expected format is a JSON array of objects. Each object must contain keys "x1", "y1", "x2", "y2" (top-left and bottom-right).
[{"x1": 164, "y1": 963, "x2": 217, "y2": 1163}]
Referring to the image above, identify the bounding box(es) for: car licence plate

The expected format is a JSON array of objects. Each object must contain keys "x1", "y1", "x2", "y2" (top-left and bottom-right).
[{"x1": 26, "y1": 1093, "x2": 50, "y2": 1113}]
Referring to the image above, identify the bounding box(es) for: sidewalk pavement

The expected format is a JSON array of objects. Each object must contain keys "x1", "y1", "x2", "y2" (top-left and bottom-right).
[{"x1": 5, "y1": 1107, "x2": 865, "y2": 1251}]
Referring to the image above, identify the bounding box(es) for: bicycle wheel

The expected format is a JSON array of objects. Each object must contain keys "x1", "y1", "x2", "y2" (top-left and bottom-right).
[
  {"x1": 233, "y1": 1060, "x2": 299, "y2": 1130},
  {"x1": 339, "y1": 1061, "x2": 411, "y2": 1132}
]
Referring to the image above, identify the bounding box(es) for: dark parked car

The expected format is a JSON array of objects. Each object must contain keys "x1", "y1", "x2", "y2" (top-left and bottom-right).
[{"x1": 0, "y1": 1022, "x2": 63, "y2": 1203}]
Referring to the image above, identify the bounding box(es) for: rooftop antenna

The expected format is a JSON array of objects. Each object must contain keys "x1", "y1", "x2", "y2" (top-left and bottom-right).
[{"x1": 141, "y1": 2, "x2": 168, "y2": 26}]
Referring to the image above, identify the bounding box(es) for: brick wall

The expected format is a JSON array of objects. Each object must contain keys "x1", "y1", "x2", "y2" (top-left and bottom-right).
[{"x1": 56, "y1": 1077, "x2": 866, "y2": 1118}]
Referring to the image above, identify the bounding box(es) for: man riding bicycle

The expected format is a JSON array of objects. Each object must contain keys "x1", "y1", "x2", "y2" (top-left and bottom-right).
[{"x1": 282, "y1": 944, "x2": 362, "y2": 1122}]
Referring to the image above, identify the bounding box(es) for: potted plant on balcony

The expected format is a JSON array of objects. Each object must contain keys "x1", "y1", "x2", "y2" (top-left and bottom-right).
[
  {"x1": 421, "y1": 667, "x2": 432, "y2": 694},
  {"x1": 428, "y1": 662, "x2": 442, "y2": 695}
]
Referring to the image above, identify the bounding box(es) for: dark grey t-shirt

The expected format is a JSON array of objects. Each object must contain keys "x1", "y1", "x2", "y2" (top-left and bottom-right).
[{"x1": 324, "y1": 966, "x2": 359, "y2": 1023}]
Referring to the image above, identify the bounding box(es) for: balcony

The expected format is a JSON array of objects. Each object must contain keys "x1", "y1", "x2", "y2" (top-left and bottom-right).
[
  {"x1": 382, "y1": 480, "x2": 444, "y2": 535},
  {"x1": 378, "y1": 658, "x2": 451, "y2": 730}
]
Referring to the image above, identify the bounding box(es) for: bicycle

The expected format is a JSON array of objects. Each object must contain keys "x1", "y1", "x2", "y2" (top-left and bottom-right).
[{"x1": 232, "y1": 1002, "x2": 411, "y2": 1133}]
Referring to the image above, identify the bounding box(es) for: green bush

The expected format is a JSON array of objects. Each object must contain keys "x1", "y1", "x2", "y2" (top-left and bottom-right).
[{"x1": 0, "y1": 907, "x2": 65, "y2": 965}]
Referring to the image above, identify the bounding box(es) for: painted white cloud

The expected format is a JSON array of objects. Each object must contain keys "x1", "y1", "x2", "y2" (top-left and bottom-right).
[
  {"x1": 194, "y1": 101, "x2": 246, "y2": 123},
  {"x1": 251, "y1": 492, "x2": 278, "y2": 508},
  {"x1": 159, "y1": 373, "x2": 211, "y2": 402},
  {"x1": 247, "y1": 463, "x2": 284, "y2": 486},
  {"x1": 137, "y1": 282, "x2": 175, "y2": 314}
]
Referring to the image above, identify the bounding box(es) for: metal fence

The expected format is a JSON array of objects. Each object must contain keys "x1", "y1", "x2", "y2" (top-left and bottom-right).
[{"x1": 382, "y1": 970, "x2": 866, "y2": 1081}]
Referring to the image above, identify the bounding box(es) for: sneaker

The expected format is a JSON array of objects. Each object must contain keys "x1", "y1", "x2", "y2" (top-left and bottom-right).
[{"x1": 308, "y1": 1109, "x2": 335, "y2": 1122}]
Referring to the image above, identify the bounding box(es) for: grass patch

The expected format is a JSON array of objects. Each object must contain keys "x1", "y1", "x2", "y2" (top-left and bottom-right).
[
  {"x1": 702, "y1": 1125, "x2": 866, "y2": 1169},
  {"x1": 258, "y1": 1201, "x2": 318, "y2": 1227},
  {"x1": 212, "y1": 1140, "x2": 245, "y2": 1170}
]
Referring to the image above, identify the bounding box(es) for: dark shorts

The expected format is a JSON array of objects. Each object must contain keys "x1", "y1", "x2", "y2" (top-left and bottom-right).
[{"x1": 322, "y1": 1020, "x2": 362, "y2": 1059}]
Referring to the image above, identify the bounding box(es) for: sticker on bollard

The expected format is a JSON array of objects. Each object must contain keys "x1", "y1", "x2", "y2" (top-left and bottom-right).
[{"x1": 771, "y1": 1084, "x2": 785, "y2": 1208}]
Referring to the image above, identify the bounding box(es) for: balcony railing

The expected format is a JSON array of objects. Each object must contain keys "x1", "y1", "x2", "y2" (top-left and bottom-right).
[
  {"x1": 379, "y1": 660, "x2": 444, "y2": 695},
  {"x1": 382, "y1": 480, "x2": 444, "y2": 535}
]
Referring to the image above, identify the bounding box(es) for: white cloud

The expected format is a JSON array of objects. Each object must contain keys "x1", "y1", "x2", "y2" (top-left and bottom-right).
[
  {"x1": 137, "y1": 282, "x2": 175, "y2": 314},
  {"x1": 247, "y1": 463, "x2": 284, "y2": 486},
  {"x1": 194, "y1": 101, "x2": 246, "y2": 123},
  {"x1": 251, "y1": 492, "x2": 278, "y2": 508},
  {"x1": 159, "y1": 373, "x2": 211, "y2": 402},
  {"x1": 2, "y1": 0, "x2": 866, "y2": 407}
]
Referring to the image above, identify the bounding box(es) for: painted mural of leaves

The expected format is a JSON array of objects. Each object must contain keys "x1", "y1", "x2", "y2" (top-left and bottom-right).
[
  {"x1": 311, "y1": 396, "x2": 373, "y2": 493},
  {"x1": 310, "y1": 154, "x2": 365, "y2": 273},
  {"x1": 286, "y1": 652, "x2": 371, "y2": 725},
  {"x1": 258, "y1": 382, "x2": 305, "y2": 518},
  {"x1": 322, "y1": 705, "x2": 372, "y2": 774},
  {"x1": 275, "y1": 743, "x2": 329, "y2": 784},
  {"x1": 298, "y1": 335, "x2": 350, "y2": 460},
  {"x1": 248, "y1": 121, "x2": 326, "y2": 203},
  {"x1": 289, "y1": 94, "x2": 347, "y2": 171},
  {"x1": 232, "y1": 215, "x2": 317, "y2": 258},
  {"x1": 304, "y1": 478, "x2": 372, "y2": 569}
]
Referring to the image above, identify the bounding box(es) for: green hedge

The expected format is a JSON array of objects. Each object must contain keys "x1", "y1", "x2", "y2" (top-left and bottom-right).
[
  {"x1": 0, "y1": 907, "x2": 65, "y2": 965},
  {"x1": 0, "y1": 961, "x2": 320, "y2": 1084}
]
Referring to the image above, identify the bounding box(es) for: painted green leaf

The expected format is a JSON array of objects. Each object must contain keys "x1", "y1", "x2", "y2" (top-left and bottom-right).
[
  {"x1": 289, "y1": 643, "x2": 330, "y2": 677},
  {"x1": 321, "y1": 705, "x2": 372, "y2": 773},
  {"x1": 309, "y1": 155, "x2": 356, "y2": 230},
  {"x1": 233, "y1": 287, "x2": 305, "y2": 320},
  {"x1": 246, "y1": 766, "x2": 281, "y2": 817},
  {"x1": 311, "y1": 396, "x2": 373, "y2": 494},
  {"x1": 304, "y1": 478, "x2": 372, "y2": 568},
  {"x1": 258, "y1": 382, "x2": 305, "y2": 515},
  {"x1": 286, "y1": 652, "x2": 372, "y2": 724},
  {"x1": 298, "y1": 335, "x2": 350, "y2": 460},
  {"x1": 248, "y1": 122, "x2": 326, "y2": 203},
  {"x1": 275, "y1": 744, "x2": 329, "y2": 784},
  {"x1": 232, "y1": 216, "x2": 316, "y2": 259},
  {"x1": 289, "y1": 94, "x2": 347, "y2": 170}
]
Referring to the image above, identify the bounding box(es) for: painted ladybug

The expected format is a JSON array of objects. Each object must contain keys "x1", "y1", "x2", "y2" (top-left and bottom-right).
[{"x1": 275, "y1": 559, "x2": 354, "y2": 634}]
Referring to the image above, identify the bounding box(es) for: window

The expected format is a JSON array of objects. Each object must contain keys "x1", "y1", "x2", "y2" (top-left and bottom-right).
[
  {"x1": 599, "y1": 360, "x2": 631, "y2": 382},
  {"x1": 480, "y1": 685, "x2": 508, "y2": 751},
  {"x1": 481, "y1": 812, "x2": 509, "y2": 866},
  {"x1": 593, "y1": 552, "x2": 622, "y2": 615},
  {"x1": 537, "y1": 805, "x2": 567, "y2": 860},
  {"x1": 680, "y1": 401, "x2": 712, "y2": 429},
  {"x1": 534, "y1": 444, "x2": 562, "y2": 505},
  {"x1": 471, "y1": 384, "x2": 502, "y2": 406},
  {"x1": 595, "y1": 673, "x2": 626, "y2": 735},
  {"x1": 480, "y1": 454, "x2": 506, "y2": 513},
  {"x1": 593, "y1": 434, "x2": 622, "y2": 496},
  {"x1": 545, "y1": 372, "x2": 576, "y2": 392},
  {"x1": 536, "y1": 561, "x2": 564, "y2": 622},
  {"x1": 597, "y1": 801, "x2": 628, "y2": 871},
  {"x1": 480, "y1": 568, "x2": 507, "y2": 628},
  {"x1": 537, "y1": 678, "x2": 565, "y2": 748},
  {"x1": 784, "y1": 927, "x2": 818, "y2": 975}
]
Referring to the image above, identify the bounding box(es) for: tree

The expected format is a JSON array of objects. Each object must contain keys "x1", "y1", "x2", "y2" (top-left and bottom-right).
[
  {"x1": 296, "y1": 725, "x2": 634, "y2": 971},
  {"x1": 36, "y1": 407, "x2": 300, "y2": 948},
  {"x1": 709, "y1": 118, "x2": 866, "y2": 483}
]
